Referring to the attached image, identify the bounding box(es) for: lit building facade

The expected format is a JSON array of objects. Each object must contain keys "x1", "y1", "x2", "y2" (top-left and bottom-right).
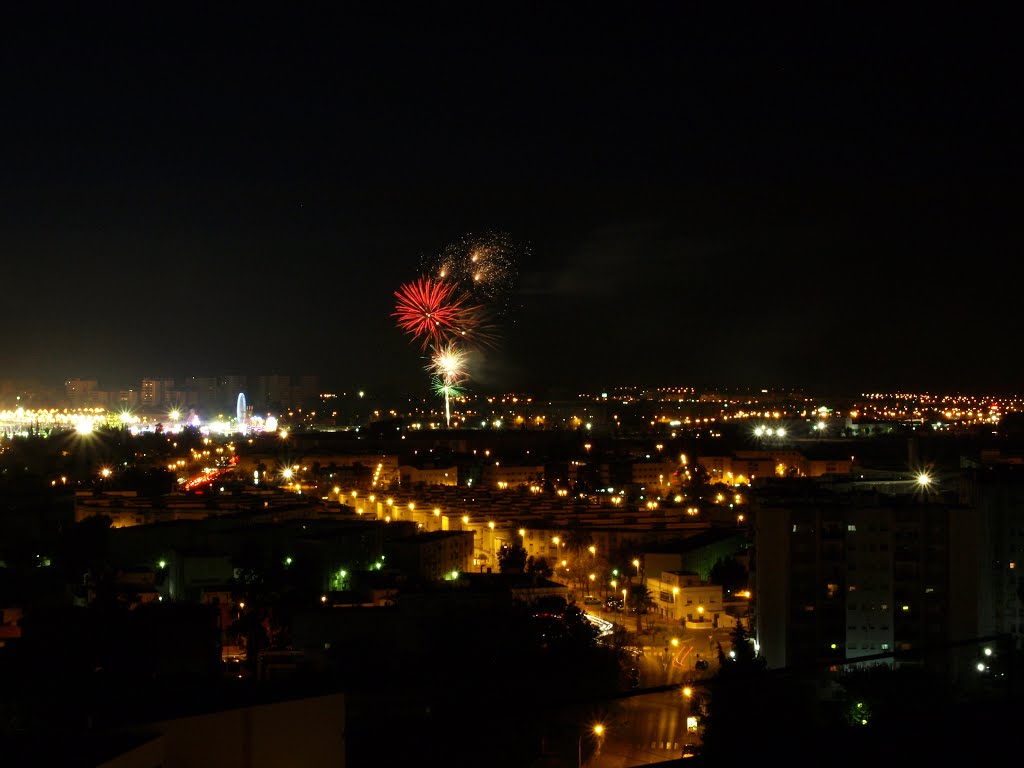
[{"x1": 753, "y1": 485, "x2": 981, "y2": 689}]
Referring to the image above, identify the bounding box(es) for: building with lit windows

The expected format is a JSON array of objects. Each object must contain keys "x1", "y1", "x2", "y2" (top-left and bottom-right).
[
  {"x1": 697, "y1": 449, "x2": 854, "y2": 483},
  {"x1": 963, "y1": 458, "x2": 1024, "y2": 651},
  {"x1": 64, "y1": 378, "x2": 98, "y2": 407},
  {"x1": 479, "y1": 461, "x2": 544, "y2": 488},
  {"x1": 385, "y1": 529, "x2": 473, "y2": 581},
  {"x1": 141, "y1": 377, "x2": 174, "y2": 407},
  {"x1": 646, "y1": 570, "x2": 724, "y2": 625},
  {"x1": 752, "y1": 480, "x2": 982, "y2": 690},
  {"x1": 628, "y1": 458, "x2": 679, "y2": 496},
  {"x1": 399, "y1": 462, "x2": 459, "y2": 486}
]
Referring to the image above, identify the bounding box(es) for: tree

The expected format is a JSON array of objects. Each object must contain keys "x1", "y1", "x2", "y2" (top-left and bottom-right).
[
  {"x1": 498, "y1": 541, "x2": 528, "y2": 573},
  {"x1": 697, "y1": 621, "x2": 824, "y2": 761},
  {"x1": 54, "y1": 514, "x2": 113, "y2": 598},
  {"x1": 559, "y1": 528, "x2": 603, "y2": 593},
  {"x1": 626, "y1": 583, "x2": 654, "y2": 633},
  {"x1": 562, "y1": 600, "x2": 599, "y2": 648},
  {"x1": 561, "y1": 528, "x2": 593, "y2": 555},
  {"x1": 718, "y1": 621, "x2": 763, "y2": 671},
  {"x1": 678, "y1": 460, "x2": 713, "y2": 504},
  {"x1": 526, "y1": 555, "x2": 553, "y2": 580},
  {"x1": 837, "y1": 663, "x2": 960, "y2": 733},
  {"x1": 709, "y1": 556, "x2": 749, "y2": 597}
]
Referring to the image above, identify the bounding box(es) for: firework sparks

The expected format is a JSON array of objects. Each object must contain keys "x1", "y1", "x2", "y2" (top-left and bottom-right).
[
  {"x1": 432, "y1": 375, "x2": 465, "y2": 428},
  {"x1": 423, "y1": 231, "x2": 523, "y2": 319},
  {"x1": 396, "y1": 233, "x2": 527, "y2": 427},
  {"x1": 427, "y1": 341, "x2": 469, "y2": 383},
  {"x1": 392, "y1": 276, "x2": 481, "y2": 351},
  {"x1": 426, "y1": 342, "x2": 468, "y2": 427},
  {"x1": 431, "y1": 376, "x2": 466, "y2": 400}
]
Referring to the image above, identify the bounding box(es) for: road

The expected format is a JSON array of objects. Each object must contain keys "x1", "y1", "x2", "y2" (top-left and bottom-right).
[
  {"x1": 586, "y1": 606, "x2": 733, "y2": 679},
  {"x1": 581, "y1": 609, "x2": 734, "y2": 766},
  {"x1": 588, "y1": 689, "x2": 696, "y2": 767}
]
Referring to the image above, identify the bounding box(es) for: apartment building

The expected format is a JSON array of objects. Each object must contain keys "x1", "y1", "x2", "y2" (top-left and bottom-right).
[{"x1": 752, "y1": 480, "x2": 981, "y2": 690}]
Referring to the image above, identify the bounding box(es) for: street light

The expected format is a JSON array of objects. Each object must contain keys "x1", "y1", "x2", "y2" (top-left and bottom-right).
[
  {"x1": 579, "y1": 723, "x2": 605, "y2": 768},
  {"x1": 682, "y1": 687, "x2": 698, "y2": 745}
]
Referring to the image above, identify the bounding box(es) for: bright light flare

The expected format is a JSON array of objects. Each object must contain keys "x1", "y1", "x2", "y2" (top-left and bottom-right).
[{"x1": 428, "y1": 342, "x2": 469, "y2": 382}]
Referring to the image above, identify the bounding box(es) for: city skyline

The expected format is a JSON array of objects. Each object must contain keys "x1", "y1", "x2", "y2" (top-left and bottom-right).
[
  {"x1": 10, "y1": 370, "x2": 1024, "y2": 397},
  {"x1": 2, "y1": 8, "x2": 1020, "y2": 397}
]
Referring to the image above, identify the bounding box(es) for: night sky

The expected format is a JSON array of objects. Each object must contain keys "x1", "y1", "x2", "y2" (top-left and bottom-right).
[{"x1": 2, "y1": 7, "x2": 1020, "y2": 397}]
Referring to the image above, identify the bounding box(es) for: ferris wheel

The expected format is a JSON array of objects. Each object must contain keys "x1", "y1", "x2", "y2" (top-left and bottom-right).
[{"x1": 236, "y1": 393, "x2": 247, "y2": 433}]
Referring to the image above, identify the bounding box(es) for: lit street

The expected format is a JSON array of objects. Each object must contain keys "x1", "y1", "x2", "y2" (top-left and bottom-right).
[
  {"x1": 588, "y1": 689, "x2": 695, "y2": 767},
  {"x1": 577, "y1": 611, "x2": 730, "y2": 766}
]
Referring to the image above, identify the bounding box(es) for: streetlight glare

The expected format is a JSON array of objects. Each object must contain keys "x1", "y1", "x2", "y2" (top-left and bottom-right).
[{"x1": 580, "y1": 723, "x2": 606, "y2": 768}]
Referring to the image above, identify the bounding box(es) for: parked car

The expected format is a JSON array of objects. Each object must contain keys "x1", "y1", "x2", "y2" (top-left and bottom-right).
[
  {"x1": 605, "y1": 596, "x2": 624, "y2": 610},
  {"x1": 583, "y1": 595, "x2": 602, "y2": 605}
]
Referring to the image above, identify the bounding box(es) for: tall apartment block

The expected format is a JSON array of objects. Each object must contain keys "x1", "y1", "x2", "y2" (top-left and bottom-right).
[
  {"x1": 64, "y1": 378, "x2": 98, "y2": 407},
  {"x1": 752, "y1": 479, "x2": 983, "y2": 691},
  {"x1": 141, "y1": 378, "x2": 175, "y2": 407}
]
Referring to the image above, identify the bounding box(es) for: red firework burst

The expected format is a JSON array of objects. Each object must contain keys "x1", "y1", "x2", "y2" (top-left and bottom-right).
[{"x1": 393, "y1": 276, "x2": 480, "y2": 350}]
